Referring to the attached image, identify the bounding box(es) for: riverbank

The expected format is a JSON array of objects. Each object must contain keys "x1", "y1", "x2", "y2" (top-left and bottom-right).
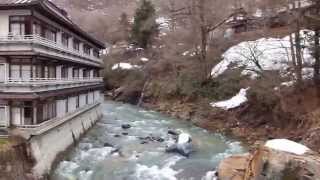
[
  {"x1": 141, "y1": 88, "x2": 320, "y2": 152},
  {"x1": 142, "y1": 99, "x2": 257, "y2": 147}
]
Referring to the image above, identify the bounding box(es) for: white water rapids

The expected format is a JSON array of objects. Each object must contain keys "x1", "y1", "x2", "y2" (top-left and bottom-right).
[{"x1": 51, "y1": 101, "x2": 246, "y2": 180}]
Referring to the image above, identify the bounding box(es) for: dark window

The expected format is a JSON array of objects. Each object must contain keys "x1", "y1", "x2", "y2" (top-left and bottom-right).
[
  {"x1": 65, "y1": 99, "x2": 68, "y2": 113},
  {"x1": 73, "y1": 68, "x2": 79, "y2": 78},
  {"x1": 83, "y1": 69, "x2": 89, "y2": 78},
  {"x1": 73, "y1": 39, "x2": 80, "y2": 51},
  {"x1": 93, "y1": 69, "x2": 99, "y2": 77},
  {"x1": 9, "y1": 16, "x2": 26, "y2": 36},
  {"x1": 83, "y1": 44, "x2": 91, "y2": 55},
  {"x1": 85, "y1": 94, "x2": 88, "y2": 104},
  {"x1": 76, "y1": 96, "x2": 79, "y2": 108},
  {"x1": 62, "y1": 33, "x2": 69, "y2": 47},
  {"x1": 61, "y1": 66, "x2": 68, "y2": 78},
  {"x1": 93, "y1": 49, "x2": 100, "y2": 58},
  {"x1": 24, "y1": 101, "x2": 33, "y2": 125}
]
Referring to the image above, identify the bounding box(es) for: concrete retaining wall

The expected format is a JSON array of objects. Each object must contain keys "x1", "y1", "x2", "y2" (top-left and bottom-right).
[{"x1": 29, "y1": 104, "x2": 102, "y2": 177}]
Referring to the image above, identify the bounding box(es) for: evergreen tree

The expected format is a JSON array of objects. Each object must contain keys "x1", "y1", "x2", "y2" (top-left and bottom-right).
[
  {"x1": 119, "y1": 12, "x2": 130, "y2": 41},
  {"x1": 131, "y1": 0, "x2": 158, "y2": 48}
]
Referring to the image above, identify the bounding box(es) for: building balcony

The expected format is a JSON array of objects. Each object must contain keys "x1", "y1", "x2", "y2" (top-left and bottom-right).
[
  {"x1": 0, "y1": 34, "x2": 102, "y2": 67},
  {"x1": 0, "y1": 77, "x2": 103, "y2": 93},
  {"x1": 14, "y1": 102, "x2": 101, "y2": 136}
]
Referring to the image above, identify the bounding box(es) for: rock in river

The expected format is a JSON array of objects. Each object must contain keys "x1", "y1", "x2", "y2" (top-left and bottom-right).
[
  {"x1": 166, "y1": 133, "x2": 193, "y2": 157},
  {"x1": 121, "y1": 124, "x2": 131, "y2": 129}
]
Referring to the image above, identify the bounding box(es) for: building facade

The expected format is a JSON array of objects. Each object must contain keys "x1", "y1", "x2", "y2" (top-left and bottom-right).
[{"x1": 0, "y1": 0, "x2": 104, "y2": 133}]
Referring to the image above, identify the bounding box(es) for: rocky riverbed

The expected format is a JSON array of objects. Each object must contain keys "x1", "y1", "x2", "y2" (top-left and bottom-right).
[{"x1": 51, "y1": 100, "x2": 246, "y2": 180}]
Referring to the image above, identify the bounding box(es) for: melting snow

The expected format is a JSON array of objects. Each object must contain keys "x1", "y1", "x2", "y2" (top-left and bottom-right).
[
  {"x1": 141, "y1": 57, "x2": 149, "y2": 62},
  {"x1": 156, "y1": 17, "x2": 170, "y2": 31},
  {"x1": 177, "y1": 133, "x2": 191, "y2": 144},
  {"x1": 182, "y1": 51, "x2": 189, "y2": 56},
  {"x1": 211, "y1": 30, "x2": 314, "y2": 80},
  {"x1": 112, "y1": 63, "x2": 140, "y2": 70},
  {"x1": 281, "y1": 81, "x2": 295, "y2": 87},
  {"x1": 265, "y1": 139, "x2": 310, "y2": 155},
  {"x1": 210, "y1": 88, "x2": 249, "y2": 110}
]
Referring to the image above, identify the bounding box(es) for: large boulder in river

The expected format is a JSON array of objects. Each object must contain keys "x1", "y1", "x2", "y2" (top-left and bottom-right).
[
  {"x1": 166, "y1": 133, "x2": 193, "y2": 157},
  {"x1": 217, "y1": 139, "x2": 320, "y2": 180},
  {"x1": 217, "y1": 154, "x2": 250, "y2": 180}
]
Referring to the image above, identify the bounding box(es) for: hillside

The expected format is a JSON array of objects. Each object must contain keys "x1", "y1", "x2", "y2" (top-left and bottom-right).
[{"x1": 51, "y1": 0, "x2": 320, "y2": 152}]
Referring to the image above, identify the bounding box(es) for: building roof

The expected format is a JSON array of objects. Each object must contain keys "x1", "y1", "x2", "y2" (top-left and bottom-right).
[
  {"x1": 0, "y1": 0, "x2": 106, "y2": 48},
  {"x1": 0, "y1": 0, "x2": 38, "y2": 4}
]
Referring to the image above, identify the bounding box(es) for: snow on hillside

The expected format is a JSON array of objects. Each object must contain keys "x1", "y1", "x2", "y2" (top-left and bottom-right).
[
  {"x1": 210, "y1": 88, "x2": 249, "y2": 110},
  {"x1": 211, "y1": 30, "x2": 314, "y2": 80},
  {"x1": 112, "y1": 63, "x2": 140, "y2": 70},
  {"x1": 156, "y1": 17, "x2": 170, "y2": 36},
  {"x1": 265, "y1": 139, "x2": 310, "y2": 155}
]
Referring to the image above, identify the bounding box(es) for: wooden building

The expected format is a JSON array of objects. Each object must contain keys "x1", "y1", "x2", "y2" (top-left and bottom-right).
[{"x1": 0, "y1": 0, "x2": 105, "y2": 131}]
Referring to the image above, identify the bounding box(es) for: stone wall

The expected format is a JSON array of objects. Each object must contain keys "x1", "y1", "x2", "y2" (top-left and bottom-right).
[{"x1": 29, "y1": 104, "x2": 102, "y2": 178}]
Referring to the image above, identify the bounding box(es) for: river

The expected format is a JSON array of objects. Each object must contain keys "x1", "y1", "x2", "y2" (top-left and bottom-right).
[{"x1": 51, "y1": 101, "x2": 246, "y2": 180}]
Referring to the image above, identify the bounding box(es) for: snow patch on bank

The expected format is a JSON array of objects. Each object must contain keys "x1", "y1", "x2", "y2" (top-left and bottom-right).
[
  {"x1": 141, "y1": 57, "x2": 149, "y2": 62},
  {"x1": 112, "y1": 63, "x2": 140, "y2": 70},
  {"x1": 210, "y1": 88, "x2": 249, "y2": 110},
  {"x1": 265, "y1": 139, "x2": 310, "y2": 155}
]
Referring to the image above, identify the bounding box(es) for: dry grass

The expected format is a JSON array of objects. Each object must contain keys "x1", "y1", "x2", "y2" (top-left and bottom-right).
[{"x1": 0, "y1": 138, "x2": 9, "y2": 150}]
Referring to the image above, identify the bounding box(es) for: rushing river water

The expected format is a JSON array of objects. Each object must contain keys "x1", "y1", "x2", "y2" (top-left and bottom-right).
[{"x1": 52, "y1": 101, "x2": 246, "y2": 180}]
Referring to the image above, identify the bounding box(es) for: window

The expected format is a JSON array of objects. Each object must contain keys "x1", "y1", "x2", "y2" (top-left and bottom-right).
[
  {"x1": 93, "y1": 69, "x2": 99, "y2": 77},
  {"x1": 83, "y1": 69, "x2": 89, "y2": 78},
  {"x1": 32, "y1": 23, "x2": 41, "y2": 35},
  {"x1": 61, "y1": 66, "x2": 68, "y2": 78},
  {"x1": 93, "y1": 49, "x2": 100, "y2": 58},
  {"x1": 10, "y1": 65, "x2": 20, "y2": 79},
  {"x1": 48, "y1": 66, "x2": 56, "y2": 78},
  {"x1": 76, "y1": 96, "x2": 79, "y2": 109},
  {"x1": 0, "y1": 107, "x2": 6, "y2": 126},
  {"x1": 83, "y1": 44, "x2": 91, "y2": 55},
  {"x1": 34, "y1": 65, "x2": 43, "y2": 78},
  {"x1": 65, "y1": 99, "x2": 68, "y2": 113},
  {"x1": 73, "y1": 68, "x2": 79, "y2": 78},
  {"x1": 73, "y1": 39, "x2": 80, "y2": 51},
  {"x1": 44, "y1": 28, "x2": 56, "y2": 42},
  {"x1": 43, "y1": 101, "x2": 56, "y2": 121},
  {"x1": 62, "y1": 33, "x2": 69, "y2": 47},
  {"x1": 21, "y1": 65, "x2": 31, "y2": 80},
  {"x1": 9, "y1": 16, "x2": 26, "y2": 36},
  {"x1": 24, "y1": 102, "x2": 33, "y2": 125}
]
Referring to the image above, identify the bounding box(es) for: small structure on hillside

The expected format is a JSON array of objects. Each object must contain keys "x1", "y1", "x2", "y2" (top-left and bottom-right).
[{"x1": 225, "y1": 8, "x2": 264, "y2": 34}]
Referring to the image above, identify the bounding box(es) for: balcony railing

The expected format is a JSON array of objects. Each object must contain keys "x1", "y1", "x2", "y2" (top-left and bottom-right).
[
  {"x1": 4, "y1": 77, "x2": 103, "y2": 85},
  {"x1": 16, "y1": 102, "x2": 101, "y2": 135},
  {"x1": 0, "y1": 34, "x2": 101, "y2": 63},
  {"x1": 0, "y1": 77, "x2": 103, "y2": 92}
]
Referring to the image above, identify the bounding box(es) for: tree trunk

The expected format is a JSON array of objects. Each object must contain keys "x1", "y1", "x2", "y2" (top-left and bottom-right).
[
  {"x1": 289, "y1": 34, "x2": 297, "y2": 68},
  {"x1": 198, "y1": 0, "x2": 209, "y2": 81},
  {"x1": 314, "y1": 30, "x2": 320, "y2": 82},
  {"x1": 313, "y1": 30, "x2": 320, "y2": 100},
  {"x1": 294, "y1": 23, "x2": 303, "y2": 88}
]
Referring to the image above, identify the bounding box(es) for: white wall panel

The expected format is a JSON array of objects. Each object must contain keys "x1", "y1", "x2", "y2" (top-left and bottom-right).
[{"x1": 56, "y1": 100, "x2": 66, "y2": 118}]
